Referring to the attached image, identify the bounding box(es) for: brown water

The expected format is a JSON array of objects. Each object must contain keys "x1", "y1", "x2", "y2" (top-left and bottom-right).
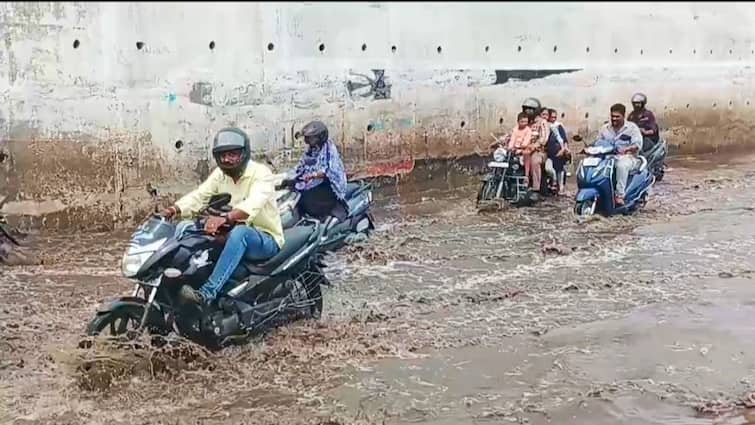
[{"x1": 2, "y1": 153, "x2": 755, "y2": 424}]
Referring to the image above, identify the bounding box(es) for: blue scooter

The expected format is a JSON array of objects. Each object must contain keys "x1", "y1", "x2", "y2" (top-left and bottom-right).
[{"x1": 573, "y1": 135, "x2": 655, "y2": 217}]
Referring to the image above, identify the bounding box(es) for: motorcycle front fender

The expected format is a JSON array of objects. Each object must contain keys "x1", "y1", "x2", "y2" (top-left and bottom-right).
[
  {"x1": 575, "y1": 188, "x2": 599, "y2": 203},
  {"x1": 93, "y1": 296, "x2": 166, "y2": 327}
]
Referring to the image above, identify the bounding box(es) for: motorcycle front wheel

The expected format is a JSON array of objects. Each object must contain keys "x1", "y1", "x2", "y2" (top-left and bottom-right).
[
  {"x1": 476, "y1": 178, "x2": 497, "y2": 206},
  {"x1": 575, "y1": 199, "x2": 596, "y2": 217}
]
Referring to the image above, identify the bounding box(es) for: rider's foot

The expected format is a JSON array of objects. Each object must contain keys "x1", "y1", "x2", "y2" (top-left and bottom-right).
[
  {"x1": 179, "y1": 285, "x2": 206, "y2": 305},
  {"x1": 615, "y1": 195, "x2": 625, "y2": 206}
]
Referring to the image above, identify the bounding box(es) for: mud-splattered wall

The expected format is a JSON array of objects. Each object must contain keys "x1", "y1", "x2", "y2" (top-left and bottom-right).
[{"x1": 2, "y1": 2, "x2": 755, "y2": 228}]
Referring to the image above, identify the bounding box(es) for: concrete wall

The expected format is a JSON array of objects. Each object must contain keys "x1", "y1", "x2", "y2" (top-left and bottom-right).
[{"x1": 2, "y1": 1, "x2": 755, "y2": 228}]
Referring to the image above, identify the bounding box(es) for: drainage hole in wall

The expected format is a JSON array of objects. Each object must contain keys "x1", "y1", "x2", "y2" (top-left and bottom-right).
[
  {"x1": 498, "y1": 117, "x2": 504, "y2": 124},
  {"x1": 729, "y1": 100, "x2": 733, "y2": 106},
  {"x1": 553, "y1": 45, "x2": 557, "y2": 53},
  {"x1": 730, "y1": 49, "x2": 733, "y2": 55},
  {"x1": 686, "y1": 103, "x2": 690, "y2": 108},
  {"x1": 73, "y1": 39, "x2": 80, "y2": 49},
  {"x1": 614, "y1": 48, "x2": 618, "y2": 54},
  {"x1": 437, "y1": 45, "x2": 442, "y2": 54},
  {"x1": 669, "y1": 49, "x2": 673, "y2": 54},
  {"x1": 136, "y1": 41, "x2": 145, "y2": 50},
  {"x1": 485, "y1": 45, "x2": 490, "y2": 52},
  {"x1": 361, "y1": 43, "x2": 367, "y2": 51},
  {"x1": 460, "y1": 121, "x2": 466, "y2": 128},
  {"x1": 693, "y1": 49, "x2": 697, "y2": 54},
  {"x1": 517, "y1": 45, "x2": 522, "y2": 52},
  {"x1": 174, "y1": 140, "x2": 184, "y2": 150},
  {"x1": 366, "y1": 124, "x2": 374, "y2": 132},
  {"x1": 712, "y1": 102, "x2": 717, "y2": 107},
  {"x1": 391, "y1": 45, "x2": 397, "y2": 53},
  {"x1": 586, "y1": 46, "x2": 590, "y2": 53},
  {"x1": 561, "y1": 112, "x2": 565, "y2": 119},
  {"x1": 318, "y1": 43, "x2": 325, "y2": 52},
  {"x1": 584, "y1": 112, "x2": 589, "y2": 119},
  {"x1": 294, "y1": 131, "x2": 302, "y2": 140},
  {"x1": 710, "y1": 49, "x2": 713, "y2": 54},
  {"x1": 209, "y1": 41, "x2": 215, "y2": 50},
  {"x1": 267, "y1": 42, "x2": 275, "y2": 51},
  {"x1": 640, "y1": 49, "x2": 644, "y2": 55}
]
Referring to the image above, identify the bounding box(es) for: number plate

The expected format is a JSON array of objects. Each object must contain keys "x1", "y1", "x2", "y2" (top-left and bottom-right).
[
  {"x1": 582, "y1": 157, "x2": 600, "y2": 167},
  {"x1": 488, "y1": 161, "x2": 509, "y2": 168}
]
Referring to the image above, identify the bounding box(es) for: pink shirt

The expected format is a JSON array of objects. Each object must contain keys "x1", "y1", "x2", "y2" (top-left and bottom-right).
[{"x1": 508, "y1": 125, "x2": 532, "y2": 151}]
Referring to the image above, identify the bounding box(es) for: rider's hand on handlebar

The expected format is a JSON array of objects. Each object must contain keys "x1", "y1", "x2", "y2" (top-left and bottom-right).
[
  {"x1": 204, "y1": 215, "x2": 228, "y2": 236},
  {"x1": 160, "y1": 206, "x2": 179, "y2": 219}
]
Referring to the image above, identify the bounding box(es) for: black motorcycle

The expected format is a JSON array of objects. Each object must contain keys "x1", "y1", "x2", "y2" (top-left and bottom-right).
[
  {"x1": 476, "y1": 146, "x2": 557, "y2": 207},
  {"x1": 85, "y1": 194, "x2": 330, "y2": 350}
]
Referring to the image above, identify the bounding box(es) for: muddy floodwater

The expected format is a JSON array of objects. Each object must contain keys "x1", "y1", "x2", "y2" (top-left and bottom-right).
[{"x1": 3, "y1": 152, "x2": 755, "y2": 425}]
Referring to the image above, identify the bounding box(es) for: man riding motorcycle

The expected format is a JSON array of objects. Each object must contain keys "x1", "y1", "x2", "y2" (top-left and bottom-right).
[
  {"x1": 161, "y1": 127, "x2": 285, "y2": 306},
  {"x1": 627, "y1": 92, "x2": 659, "y2": 152},
  {"x1": 598, "y1": 103, "x2": 644, "y2": 206}
]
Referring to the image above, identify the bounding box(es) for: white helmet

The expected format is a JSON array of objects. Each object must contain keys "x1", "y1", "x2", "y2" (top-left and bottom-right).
[
  {"x1": 521, "y1": 97, "x2": 542, "y2": 110},
  {"x1": 631, "y1": 93, "x2": 647, "y2": 105}
]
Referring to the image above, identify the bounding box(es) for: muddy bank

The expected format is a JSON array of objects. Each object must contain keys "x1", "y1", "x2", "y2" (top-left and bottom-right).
[{"x1": 1, "y1": 152, "x2": 755, "y2": 424}]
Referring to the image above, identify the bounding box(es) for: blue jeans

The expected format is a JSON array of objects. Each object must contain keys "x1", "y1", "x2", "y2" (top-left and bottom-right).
[{"x1": 175, "y1": 221, "x2": 280, "y2": 301}]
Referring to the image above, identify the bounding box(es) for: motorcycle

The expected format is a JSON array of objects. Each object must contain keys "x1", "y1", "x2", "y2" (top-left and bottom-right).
[
  {"x1": 642, "y1": 138, "x2": 668, "y2": 182},
  {"x1": 274, "y1": 171, "x2": 376, "y2": 254},
  {"x1": 85, "y1": 193, "x2": 330, "y2": 350},
  {"x1": 476, "y1": 142, "x2": 558, "y2": 208},
  {"x1": 573, "y1": 135, "x2": 655, "y2": 217}
]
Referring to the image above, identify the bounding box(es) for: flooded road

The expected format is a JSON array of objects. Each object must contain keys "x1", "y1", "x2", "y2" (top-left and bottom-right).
[{"x1": 2, "y1": 152, "x2": 755, "y2": 424}]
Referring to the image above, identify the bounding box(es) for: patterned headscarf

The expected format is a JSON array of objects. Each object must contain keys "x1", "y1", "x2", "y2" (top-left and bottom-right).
[{"x1": 294, "y1": 139, "x2": 348, "y2": 201}]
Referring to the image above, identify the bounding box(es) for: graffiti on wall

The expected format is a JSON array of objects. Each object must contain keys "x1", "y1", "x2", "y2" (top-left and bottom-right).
[
  {"x1": 346, "y1": 69, "x2": 392, "y2": 100},
  {"x1": 189, "y1": 82, "x2": 264, "y2": 107}
]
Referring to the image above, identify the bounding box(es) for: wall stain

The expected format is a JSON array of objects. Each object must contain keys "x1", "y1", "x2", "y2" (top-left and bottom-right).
[{"x1": 493, "y1": 69, "x2": 582, "y2": 85}]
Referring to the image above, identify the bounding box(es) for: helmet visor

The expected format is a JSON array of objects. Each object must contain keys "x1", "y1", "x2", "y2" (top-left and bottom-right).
[{"x1": 214, "y1": 130, "x2": 246, "y2": 152}]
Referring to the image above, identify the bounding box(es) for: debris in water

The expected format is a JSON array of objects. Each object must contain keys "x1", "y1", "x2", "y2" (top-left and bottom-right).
[{"x1": 541, "y1": 241, "x2": 573, "y2": 256}]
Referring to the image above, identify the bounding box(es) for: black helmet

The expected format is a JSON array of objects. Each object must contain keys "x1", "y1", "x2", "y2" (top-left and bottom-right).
[
  {"x1": 301, "y1": 120, "x2": 329, "y2": 147},
  {"x1": 211, "y1": 127, "x2": 251, "y2": 176}
]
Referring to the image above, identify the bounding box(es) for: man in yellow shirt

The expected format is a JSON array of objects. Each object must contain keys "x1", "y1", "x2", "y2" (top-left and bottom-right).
[{"x1": 161, "y1": 127, "x2": 284, "y2": 306}]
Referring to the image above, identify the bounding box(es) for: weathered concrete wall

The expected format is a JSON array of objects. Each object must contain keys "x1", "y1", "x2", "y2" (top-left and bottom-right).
[{"x1": 2, "y1": 1, "x2": 755, "y2": 229}]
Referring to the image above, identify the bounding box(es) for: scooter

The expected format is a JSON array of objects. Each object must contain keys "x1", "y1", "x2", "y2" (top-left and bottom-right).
[
  {"x1": 573, "y1": 135, "x2": 655, "y2": 217},
  {"x1": 642, "y1": 138, "x2": 668, "y2": 182},
  {"x1": 274, "y1": 170, "x2": 376, "y2": 254}
]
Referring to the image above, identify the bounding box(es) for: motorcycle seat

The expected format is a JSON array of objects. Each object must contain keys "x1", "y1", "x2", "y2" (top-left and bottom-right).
[{"x1": 243, "y1": 224, "x2": 316, "y2": 275}]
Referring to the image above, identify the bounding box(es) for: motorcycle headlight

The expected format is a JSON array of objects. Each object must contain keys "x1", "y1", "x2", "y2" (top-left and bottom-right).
[
  {"x1": 512, "y1": 162, "x2": 520, "y2": 171},
  {"x1": 121, "y1": 237, "x2": 166, "y2": 278},
  {"x1": 493, "y1": 148, "x2": 507, "y2": 162},
  {"x1": 122, "y1": 252, "x2": 154, "y2": 277}
]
